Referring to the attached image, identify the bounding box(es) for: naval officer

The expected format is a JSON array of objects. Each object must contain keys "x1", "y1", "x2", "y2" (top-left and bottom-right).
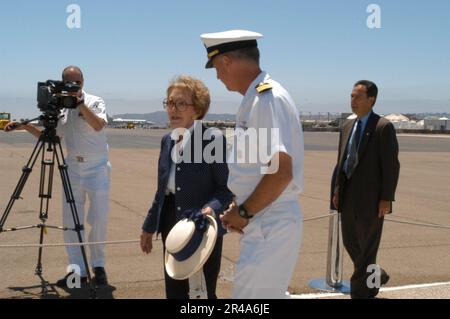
[{"x1": 200, "y1": 30, "x2": 305, "y2": 299}]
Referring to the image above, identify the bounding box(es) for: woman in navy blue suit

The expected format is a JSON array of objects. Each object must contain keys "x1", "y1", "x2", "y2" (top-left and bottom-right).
[{"x1": 140, "y1": 76, "x2": 233, "y2": 299}]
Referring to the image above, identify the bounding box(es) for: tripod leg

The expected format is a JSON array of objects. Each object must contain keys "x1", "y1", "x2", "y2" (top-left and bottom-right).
[
  {"x1": 53, "y1": 139, "x2": 96, "y2": 298},
  {"x1": 0, "y1": 137, "x2": 45, "y2": 231},
  {"x1": 35, "y1": 142, "x2": 56, "y2": 275},
  {"x1": 35, "y1": 225, "x2": 45, "y2": 276}
]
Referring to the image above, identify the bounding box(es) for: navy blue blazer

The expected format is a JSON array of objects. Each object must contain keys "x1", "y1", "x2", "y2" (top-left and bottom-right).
[{"x1": 142, "y1": 124, "x2": 233, "y2": 236}]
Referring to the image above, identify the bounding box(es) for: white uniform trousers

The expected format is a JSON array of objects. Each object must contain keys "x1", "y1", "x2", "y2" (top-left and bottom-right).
[
  {"x1": 233, "y1": 200, "x2": 302, "y2": 299},
  {"x1": 62, "y1": 158, "x2": 111, "y2": 276}
]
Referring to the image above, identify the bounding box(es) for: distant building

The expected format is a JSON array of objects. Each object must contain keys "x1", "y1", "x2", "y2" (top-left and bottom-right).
[
  {"x1": 203, "y1": 120, "x2": 235, "y2": 129},
  {"x1": 336, "y1": 113, "x2": 354, "y2": 127},
  {"x1": 341, "y1": 113, "x2": 426, "y2": 130},
  {"x1": 384, "y1": 113, "x2": 410, "y2": 122},
  {"x1": 384, "y1": 113, "x2": 423, "y2": 129},
  {"x1": 110, "y1": 118, "x2": 158, "y2": 129},
  {"x1": 424, "y1": 117, "x2": 450, "y2": 131}
]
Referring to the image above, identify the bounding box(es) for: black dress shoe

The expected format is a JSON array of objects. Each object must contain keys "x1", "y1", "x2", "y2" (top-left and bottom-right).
[
  {"x1": 93, "y1": 267, "x2": 108, "y2": 285},
  {"x1": 380, "y1": 269, "x2": 390, "y2": 286},
  {"x1": 367, "y1": 269, "x2": 390, "y2": 298},
  {"x1": 56, "y1": 272, "x2": 87, "y2": 288}
]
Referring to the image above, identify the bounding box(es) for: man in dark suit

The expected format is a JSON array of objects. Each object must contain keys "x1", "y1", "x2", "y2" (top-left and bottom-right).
[{"x1": 333, "y1": 80, "x2": 400, "y2": 299}]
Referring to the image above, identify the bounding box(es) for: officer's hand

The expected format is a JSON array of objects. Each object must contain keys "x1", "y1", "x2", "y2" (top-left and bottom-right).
[
  {"x1": 4, "y1": 121, "x2": 24, "y2": 132},
  {"x1": 140, "y1": 231, "x2": 154, "y2": 254},
  {"x1": 221, "y1": 202, "x2": 237, "y2": 230},
  {"x1": 221, "y1": 223, "x2": 244, "y2": 234},
  {"x1": 223, "y1": 201, "x2": 237, "y2": 216},
  {"x1": 221, "y1": 203, "x2": 249, "y2": 234}
]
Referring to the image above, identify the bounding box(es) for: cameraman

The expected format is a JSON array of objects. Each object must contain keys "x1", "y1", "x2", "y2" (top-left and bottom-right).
[{"x1": 5, "y1": 66, "x2": 111, "y2": 287}]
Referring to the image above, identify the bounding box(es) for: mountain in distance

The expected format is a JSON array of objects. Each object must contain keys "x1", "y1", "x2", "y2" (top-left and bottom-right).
[{"x1": 1, "y1": 95, "x2": 448, "y2": 122}]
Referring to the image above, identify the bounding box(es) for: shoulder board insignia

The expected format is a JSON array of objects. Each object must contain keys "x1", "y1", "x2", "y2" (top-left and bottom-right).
[{"x1": 256, "y1": 82, "x2": 273, "y2": 94}]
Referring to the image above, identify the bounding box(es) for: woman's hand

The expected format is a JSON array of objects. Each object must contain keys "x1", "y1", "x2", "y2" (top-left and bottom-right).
[
  {"x1": 140, "y1": 231, "x2": 154, "y2": 254},
  {"x1": 201, "y1": 206, "x2": 215, "y2": 217}
]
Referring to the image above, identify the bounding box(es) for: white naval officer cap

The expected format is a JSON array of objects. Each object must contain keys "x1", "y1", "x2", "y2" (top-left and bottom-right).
[{"x1": 200, "y1": 29, "x2": 263, "y2": 68}]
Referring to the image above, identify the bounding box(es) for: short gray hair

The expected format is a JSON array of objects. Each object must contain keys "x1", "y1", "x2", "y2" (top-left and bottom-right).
[{"x1": 226, "y1": 47, "x2": 260, "y2": 65}]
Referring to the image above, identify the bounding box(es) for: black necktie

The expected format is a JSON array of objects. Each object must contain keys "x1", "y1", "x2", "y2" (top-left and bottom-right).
[{"x1": 345, "y1": 120, "x2": 362, "y2": 179}]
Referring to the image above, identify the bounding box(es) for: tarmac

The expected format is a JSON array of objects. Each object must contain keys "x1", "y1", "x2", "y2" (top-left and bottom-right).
[{"x1": 0, "y1": 129, "x2": 449, "y2": 299}]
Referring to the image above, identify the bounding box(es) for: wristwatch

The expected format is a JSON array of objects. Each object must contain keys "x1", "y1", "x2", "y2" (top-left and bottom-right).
[{"x1": 238, "y1": 204, "x2": 253, "y2": 219}]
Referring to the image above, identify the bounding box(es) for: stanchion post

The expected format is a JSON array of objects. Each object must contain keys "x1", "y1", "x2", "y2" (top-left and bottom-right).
[{"x1": 308, "y1": 167, "x2": 350, "y2": 293}]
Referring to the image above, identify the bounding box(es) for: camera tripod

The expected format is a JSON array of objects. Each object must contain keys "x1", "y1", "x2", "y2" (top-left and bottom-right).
[{"x1": 0, "y1": 119, "x2": 96, "y2": 298}]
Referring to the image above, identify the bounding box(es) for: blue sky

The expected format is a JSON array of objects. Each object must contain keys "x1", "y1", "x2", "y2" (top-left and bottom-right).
[{"x1": 0, "y1": 0, "x2": 449, "y2": 118}]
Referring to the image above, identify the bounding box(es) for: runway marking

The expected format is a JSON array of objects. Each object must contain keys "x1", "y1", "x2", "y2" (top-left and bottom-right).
[{"x1": 290, "y1": 281, "x2": 450, "y2": 299}]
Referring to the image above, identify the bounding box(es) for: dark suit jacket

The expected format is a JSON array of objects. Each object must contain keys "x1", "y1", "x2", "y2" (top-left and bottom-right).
[
  {"x1": 335, "y1": 112, "x2": 400, "y2": 217},
  {"x1": 142, "y1": 124, "x2": 233, "y2": 236}
]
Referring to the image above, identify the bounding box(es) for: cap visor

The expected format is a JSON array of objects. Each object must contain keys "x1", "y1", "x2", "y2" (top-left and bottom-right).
[{"x1": 205, "y1": 59, "x2": 213, "y2": 69}]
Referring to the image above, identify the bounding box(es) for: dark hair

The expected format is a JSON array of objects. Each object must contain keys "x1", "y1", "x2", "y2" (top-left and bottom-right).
[
  {"x1": 226, "y1": 47, "x2": 260, "y2": 65},
  {"x1": 354, "y1": 80, "x2": 378, "y2": 105},
  {"x1": 62, "y1": 66, "x2": 84, "y2": 81}
]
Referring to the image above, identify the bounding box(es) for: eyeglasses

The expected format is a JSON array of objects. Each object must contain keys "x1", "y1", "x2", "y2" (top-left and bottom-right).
[{"x1": 163, "y1": 99, "x2": 194, "y2": 112}]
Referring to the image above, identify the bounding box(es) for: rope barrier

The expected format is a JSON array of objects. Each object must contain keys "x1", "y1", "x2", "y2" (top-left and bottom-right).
[
  {"x1": 301, "y1": 212, "x2": 450, "y2": 230},
  {"x1": 385, "y1": 218, "x2": 450, "y2": 230},
  {"x1": 0, "y1": 239, "x2": 140, "y2": 249},
  {"x1": 303, "y1": 213, "x2": 336, "y2": 222},
  {"x1": 0, "y1": 213, "x2": 448, "y2": 249}
]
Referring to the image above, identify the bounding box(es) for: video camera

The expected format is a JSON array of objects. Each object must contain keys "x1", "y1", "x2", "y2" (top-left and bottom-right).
[{"x1": 37, "y1": 80, "x2": 81, "y2": 113}]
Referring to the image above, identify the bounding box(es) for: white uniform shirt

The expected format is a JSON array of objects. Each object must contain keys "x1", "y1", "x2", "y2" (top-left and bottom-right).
[
  {"x1": 57, "y1": 91, "x2": 109, "y2": 160},
  {"x1": 227, "y1": 71, "x2": 304, "y2": 205}
]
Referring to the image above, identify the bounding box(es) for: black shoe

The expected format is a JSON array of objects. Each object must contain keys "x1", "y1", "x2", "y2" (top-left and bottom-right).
[
  {"x1": 380, "y1": 269, "x2": 390, "y2": 286},
  {"x1": 367, "y1": 269, "x2": 390, "y2": 298},
  {"x1": 56, "y1": 272, "x2": 87, "y2": 288},
  {"x1": 93, "y1": 267, "x2": 108, "y2": 286}
]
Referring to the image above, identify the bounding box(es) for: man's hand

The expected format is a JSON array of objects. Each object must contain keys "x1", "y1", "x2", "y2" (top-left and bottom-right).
[
  {"x1": 78, "y1": 104, "x2": 106, "y2": 132},
  {"x1": 68, "y1": 89, "x2": 83, "y2": 99},
  {"x1": 68, "y1": 90, "x2": 106, "y2": 132},
  {"x1": 4, "y1": 121, "x2": 42, "y2": 138},
  {"x1": 220, "y1": 201, "x2": 249, "y2": 234},
  {"x1": 140, "y1": 231, "x2": 154, "y2": 254},
  {"x1": 332, "y1": 193, "x2": 339, "y2": 210},
  {"x1": 4, "y1": 121, "x2": 25, "y2": 132},
  {"x1": 378, "y1": 200, "x2": 392, "y2": 218}
]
